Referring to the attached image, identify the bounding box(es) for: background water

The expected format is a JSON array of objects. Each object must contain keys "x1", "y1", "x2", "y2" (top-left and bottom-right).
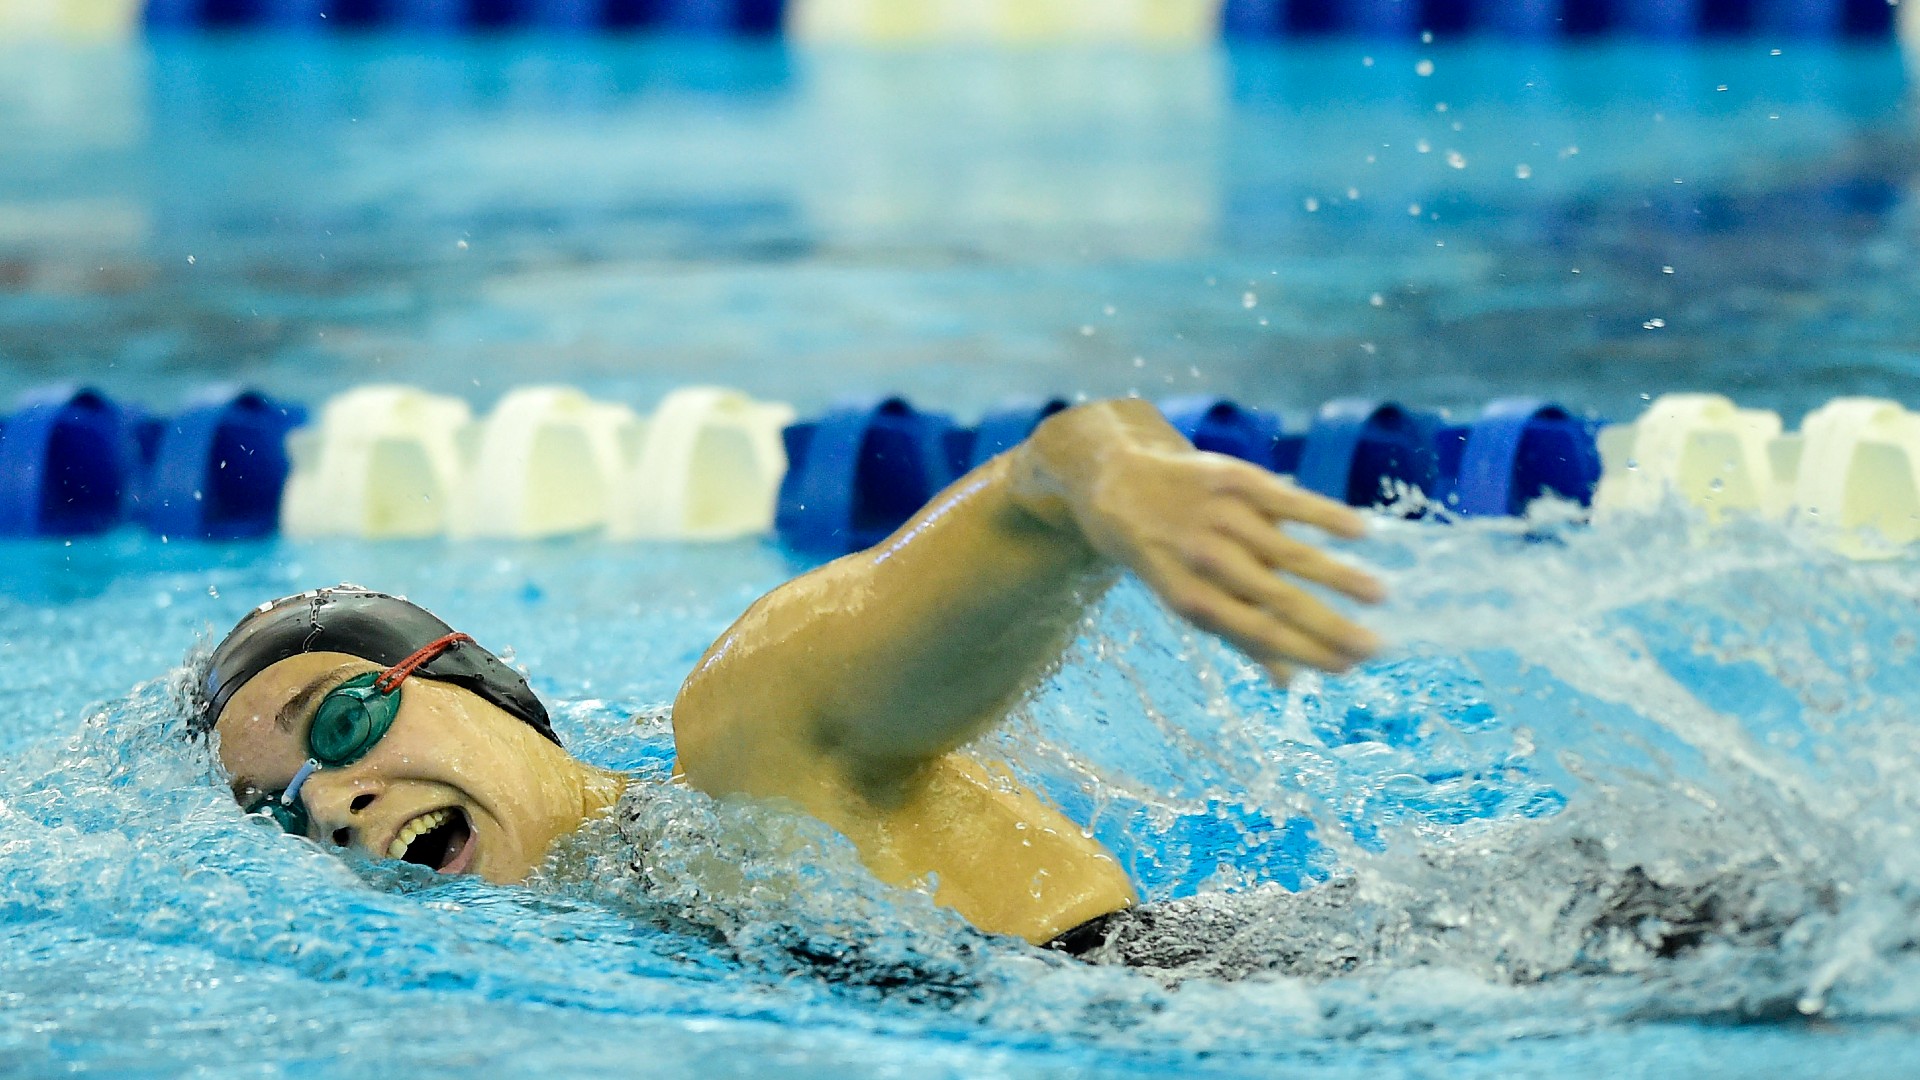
[
  {"x1": 3, "y1": 36, "x2": 1920, "y2": 1079},
  {"x1": 2, "y1": 39, "x2": 1917, "y2": 419}
]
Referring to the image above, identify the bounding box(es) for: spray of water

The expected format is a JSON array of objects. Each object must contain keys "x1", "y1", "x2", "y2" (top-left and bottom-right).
[{"x1": 1, "y1": 507, "x2": 1915, "y2": 1070}]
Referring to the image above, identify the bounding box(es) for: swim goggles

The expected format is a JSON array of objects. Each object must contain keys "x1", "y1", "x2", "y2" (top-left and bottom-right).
[{"x1": 246, "y1": 633, "x2": 472, "y2": 837}]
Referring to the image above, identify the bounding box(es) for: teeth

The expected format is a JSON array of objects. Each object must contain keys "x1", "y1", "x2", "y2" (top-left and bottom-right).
[{"x1": 387, "y1": 809, "x2": 450, "y2": 859}]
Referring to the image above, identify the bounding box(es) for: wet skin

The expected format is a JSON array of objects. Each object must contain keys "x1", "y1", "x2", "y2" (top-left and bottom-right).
[
  {"x1": 214, "y1": 651, "x2": 623, "y2": 883},
  {"x1": 215, "y1": 400, "x2": 1384, "y2": 942}
]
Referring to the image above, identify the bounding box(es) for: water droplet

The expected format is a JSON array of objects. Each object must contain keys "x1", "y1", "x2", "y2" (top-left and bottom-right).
[
  {"x1": 1362, "y1": 55, "x2": 1374, "y2": 67},
  {"x1": 456, "y1": 239, "x2": 469, "y2": 250},
  {"x1": 1102, "y1": 304, "x2": 1116, "y2": 316},
  {"x1": 1435, "y1": 101, "x2": 1449, "y2": 113},
  {"x1": 1370, "y1": 293, "x2": 1385, "y2": 307},
  {"x1": 1079, "y1": 325, "x2": 1095, "y2": 336},
  {"x1": 1242, "y1": 291, "x2": 1258, "y2": 309},
  {"x1": 1643, "y1": 318, "x2": 1666, "y2": 330},
  {"x1": 1347, "y1": 186, "x2": 1361, "y2": 200},
  {"x1": 1408, "y1": 203, "x2": 1423, "y2": 216},
  {"x1": 1303, "y1": 197, "x2": 1320, "y2": 212},
  {"x1": 1662, "y1": 265, "x2": 1675, "y2": 275},
  {"x1": 186, "y1": 255, "x2": 196, "y2": 265},
  {"x1": 1132, "y1": 356, "x2": 1145, "y2": 368},
  {"x1": 1447, "y1": 150, "x2": 1467, "y2": 169},
  {"x1": 1515, "y1": 163, "x2": 1533, "y2": 180},
  {"x1": 1417, "y1": 139, "x2": 1432, "y2": 154},
  {"x1": 1416, "y1": 59, "x2": 1434, "y2": 77}
]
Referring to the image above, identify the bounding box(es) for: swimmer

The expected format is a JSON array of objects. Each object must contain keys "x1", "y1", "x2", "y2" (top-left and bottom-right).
[{"x1": 194, "y1": 399, "x2": 1385, "y2": 952}]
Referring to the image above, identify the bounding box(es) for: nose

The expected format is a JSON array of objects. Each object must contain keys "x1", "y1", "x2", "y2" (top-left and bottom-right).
[{"x1": 299, "y1": 771, "x2": 383, "y2": 848}]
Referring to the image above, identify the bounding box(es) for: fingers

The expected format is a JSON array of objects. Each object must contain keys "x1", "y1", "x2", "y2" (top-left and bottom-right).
[
  {"x1": 1158, "y1": 565, "x2": 1365, "y2": 673},
  {"x1": 1216, "y1": 503, "x2": 1385, "y2": 605},
  {"x1": 1212, "y1": 459, "x2": 1367, "y2": 540},
  {"x1": 1123, "y1": 452, "x2": 1392, "y2": 681},
  {"x1": 1177, "y1": 536, "x2": 1381, "y2": 664}
]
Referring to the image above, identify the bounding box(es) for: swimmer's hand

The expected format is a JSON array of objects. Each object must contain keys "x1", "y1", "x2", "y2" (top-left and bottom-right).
[
  {"x1": 676, "y1": 398, "x2": 1385, "y2": 797},
  {"x1": 1008, "y1": 399, "x2": 1385, "y2": 682}
]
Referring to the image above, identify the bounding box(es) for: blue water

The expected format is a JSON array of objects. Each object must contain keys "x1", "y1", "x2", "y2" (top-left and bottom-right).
[
  {"x1": 2, "y1": 39, "x2": 1916, "y2": 418},
  {"x1": 4, "y1": 36, "x2": 1920, "y2": 1079}
]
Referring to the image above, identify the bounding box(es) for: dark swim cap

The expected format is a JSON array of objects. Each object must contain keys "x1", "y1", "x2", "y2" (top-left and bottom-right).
[{"x1": 196, "y1": 585, "x2": 560, "y2": 746}]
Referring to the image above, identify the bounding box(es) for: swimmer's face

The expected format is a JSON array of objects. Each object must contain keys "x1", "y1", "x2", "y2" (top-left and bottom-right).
[{"x1": 213, "y1": 651, "x2": 608, "y2": 883}]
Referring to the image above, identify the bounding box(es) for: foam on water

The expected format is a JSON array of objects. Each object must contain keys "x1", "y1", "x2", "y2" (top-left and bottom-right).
[{"x1": 1, "y1": 509, "x2": 1917, "y2": 1075}]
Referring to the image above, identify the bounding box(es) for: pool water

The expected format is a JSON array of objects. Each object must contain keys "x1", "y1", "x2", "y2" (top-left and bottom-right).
[{"x1": 4, "y1": 36, "x2": 1920, "y2": 1079}]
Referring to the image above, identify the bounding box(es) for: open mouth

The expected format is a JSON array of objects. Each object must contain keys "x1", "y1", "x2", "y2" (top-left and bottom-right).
[{"x1": 388, "y1": 807, "x2": 476, "y2": 874}]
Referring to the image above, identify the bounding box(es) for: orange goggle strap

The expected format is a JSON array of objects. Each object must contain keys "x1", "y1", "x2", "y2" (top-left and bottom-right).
[{"x1": 376, "y1": 632, "x2": 474, "y2": 693}]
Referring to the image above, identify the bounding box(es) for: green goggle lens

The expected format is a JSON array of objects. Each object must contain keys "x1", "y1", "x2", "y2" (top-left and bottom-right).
[
  {"x1": 247, "y1": 795, "x2": 311, "y2": 837},
  {"x1": 307, "y1": 671, "x2": 401, "y2": 767},
  {"x1": 248, "y1": 671, "x2": 402, "y2": 836}
]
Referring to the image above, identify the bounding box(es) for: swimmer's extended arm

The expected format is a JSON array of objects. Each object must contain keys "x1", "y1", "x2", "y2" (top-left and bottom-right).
[{"x1": 672, "y1": 398, "x2": 1384, "y2": 800}]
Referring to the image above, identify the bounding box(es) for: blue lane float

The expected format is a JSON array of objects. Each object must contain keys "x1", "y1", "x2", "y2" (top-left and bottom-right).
[
  {"x1": 1160, "y1": 396, "x2": 1287, "y2": 470},
  {"x1": 772, "y1": 395, "x2": 1608, "y2": 555},
  {"x1": 0, "y1": 387, "x2": 143, "y2": 538},
  {"x1": 133, "y1": 387, "x2": 307, "y2": 540},
  {"x1": 1293, "y1": 399, "x2": 1444, "y2": 510},
  {"x1": 1442, "y1": 398, "x2": 1604, "y2": 517},
  {"x1": 776, "y1": 397, "x2": 966, "y2": 556},
  {"x1": 1217, "y1": 0, "x2": 1888, "y2": 37},
  {"x1": 964, "y1": 398, "x2": 1071, "y2": 470}
]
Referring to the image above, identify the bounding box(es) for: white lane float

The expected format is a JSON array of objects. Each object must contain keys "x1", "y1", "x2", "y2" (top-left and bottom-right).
[
  {"x1": 450, "y1": 386, "x2": 640, "y2": 540},
  {"x1": 280, "y1": 386, "x2": 473, "y2": 539},
  {"x1": 1594, "y1": 393, "x2": 1788, "y2": 522},
  {"x1": 1596, "y1": 392, "x2": 1920, "y2": 556},
  {"x1": 789, "y1": 0, "x2": 1220, "y2": 43},
  {"x1": 608, "y1": 386, "x2": 795, "y2": 542},
  {"x1": 1789, "y1": 397, "x2": 1920, "y2": 557}
]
